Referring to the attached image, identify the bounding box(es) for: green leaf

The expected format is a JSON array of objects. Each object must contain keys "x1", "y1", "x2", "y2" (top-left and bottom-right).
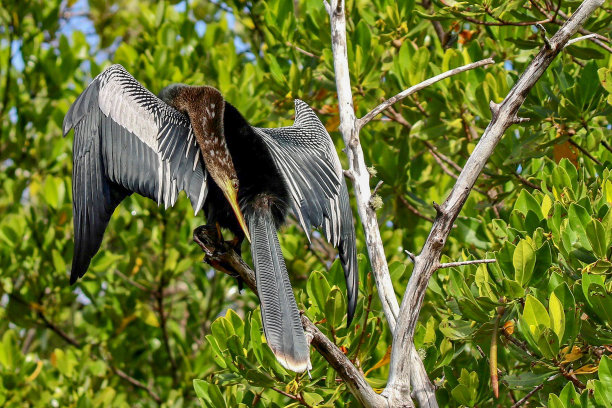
[
  {"x1": 549, "y1": 393, "x2": 566, "y2": 408},
  {"x1": 537, "y1": 328, "x2": 559, "y2": 359},
  {"x1": 586, "y1": 284, "x2": 612, "y2": 326},
  {"x1": 593, "y1": 379, "x2": 612, "y2": 407},
  {"x1": 549, "y1": 292, "x2": 565, "y2": 343},
  {"x1": 302, "y1": 392, "x2": 324, "y2": 406},
  {"x1": 504, "y1": 371, "x2": 554, "y2": 389},
  {"x1": 0, "y1": 330, "x2": 19, "y2": 370},
  {"x1": 586, "y1": 218, "x2": 608, "y2": 259},
  {"x1": 307, "y1": 270, "x2": 331, "y2": 316},
  {"x1": 522, "y1": 295, "x2": 550, "y2": 337},
  {"x1": 514, "y1": 239, "x2": 536, "y2": 286},
  {"x1": 599, "y1": 355, "x2": 612, "y2": 385},
  {"x1": 325, "y1": 286, "x2": 345, "y2": 328},
  {"x1": 566, "y1": 45, "x2": 605, "y2": 60},
  {"x1": 439, "y1": 319, "x2": 475, "y2": 340},
  {"x1": 558, "y1": 381, "x2": 580, "y2": 408},
  {"x1": 514, "y1": 190, "x2": 543, "y2": 219},
  {"x1": 194, "y1": 379, "x2": 226, "y2": 408}
]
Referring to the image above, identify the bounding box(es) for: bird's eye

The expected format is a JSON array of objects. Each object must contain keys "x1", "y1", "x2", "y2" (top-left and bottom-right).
[{"x1": 232, "y1": 179, "x2": 239, "y2": 190}]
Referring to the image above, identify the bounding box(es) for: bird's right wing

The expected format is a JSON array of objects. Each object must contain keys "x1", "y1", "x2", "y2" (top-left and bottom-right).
[
  {"x1": 254, "y1": 100, "x2": 358, "y2": 324},
  {"x1": 63, "y1": 64, "x2": 208, "y2": 283}
]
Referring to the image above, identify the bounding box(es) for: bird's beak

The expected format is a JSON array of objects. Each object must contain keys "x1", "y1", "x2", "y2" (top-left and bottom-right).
[{"x1": 221, "y1": 179, "x2": 251, "y2": 242}]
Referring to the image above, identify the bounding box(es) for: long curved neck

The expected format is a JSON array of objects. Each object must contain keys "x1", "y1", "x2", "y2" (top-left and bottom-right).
[{"x1": 169, "y1": 85, "x2": 236, "y2": 183}]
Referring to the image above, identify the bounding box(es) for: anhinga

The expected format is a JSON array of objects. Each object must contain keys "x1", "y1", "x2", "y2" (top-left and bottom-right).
[{"x1": 63, "y1": 64, "x2": 358, "y2": 372}]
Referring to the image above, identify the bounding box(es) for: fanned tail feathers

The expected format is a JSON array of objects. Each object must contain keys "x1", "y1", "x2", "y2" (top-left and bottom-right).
[{"x1": 249, "y1": 203, "x2": 310, "y2": 373}]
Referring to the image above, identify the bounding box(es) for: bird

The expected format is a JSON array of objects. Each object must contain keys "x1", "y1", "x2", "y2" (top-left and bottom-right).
[{"x1": 63, "y1": 64, "x2": 358, "y2": 373}]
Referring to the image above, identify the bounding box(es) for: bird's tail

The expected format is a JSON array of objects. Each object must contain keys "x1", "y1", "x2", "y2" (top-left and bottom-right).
[{"x1": 249, "y1": 205, "x2": 310, "y2": 373}]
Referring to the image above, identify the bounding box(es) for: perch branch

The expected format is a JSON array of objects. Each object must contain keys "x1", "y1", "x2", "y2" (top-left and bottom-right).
[
  {"x1": 193, "y1": 226, "x2": 387, "y2": 408},
  {"x1": 383, "y1": 0, "x2": 605, "y2": 405}
]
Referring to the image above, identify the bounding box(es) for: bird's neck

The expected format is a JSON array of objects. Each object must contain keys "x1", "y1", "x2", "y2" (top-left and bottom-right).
[{"x1": 173, "y1": 86, "x2": 236, "y2": 184}]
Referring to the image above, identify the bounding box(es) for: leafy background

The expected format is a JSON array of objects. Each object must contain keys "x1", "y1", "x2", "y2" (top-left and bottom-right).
[{"x1": 0, "y1": 0, "x2": 611, "y2": 407}]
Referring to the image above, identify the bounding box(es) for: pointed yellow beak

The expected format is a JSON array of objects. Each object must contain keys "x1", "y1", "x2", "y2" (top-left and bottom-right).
[{"x1": 222, "y1": 180, "x2": 251, "y2": 242}]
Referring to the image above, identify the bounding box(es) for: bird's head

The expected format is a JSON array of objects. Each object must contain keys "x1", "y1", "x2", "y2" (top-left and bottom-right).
[{"x1": 169, "y1": 85, "x2": 250, "y2": 242}]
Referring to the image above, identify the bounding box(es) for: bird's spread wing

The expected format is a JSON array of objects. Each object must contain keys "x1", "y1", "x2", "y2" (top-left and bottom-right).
[
  {"x1": 254, "y1": 100, "x2": 358, "y2": 323},
  {"x1": 63, "y1": 64, "x2": 207, "y2": 283}
]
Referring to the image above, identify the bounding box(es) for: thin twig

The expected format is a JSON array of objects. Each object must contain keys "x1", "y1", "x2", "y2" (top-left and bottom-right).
[
  {"x1": 37, "y1": 311, "x2": 82, "y2": 347},
  {"x1": 559, "y1": 364, "x2": 586, "y2": 390},
  {"x1": 565, "y1": 33, "x2": 599, "y2": 47},
  {"x1": 510, "y1": 383, "x2": 544, "y2": 408},
  {"x1": 0, "y1": 24, "x2": 14, "y2": 119},
  {"x1": 424, "y1": 140, "x2": 474, "y2": 176},
  {"x1": 352, "y1": 288, "x2": 374, "y2": 362},
  {"x1": 515, "y1": 173, "x2": 542, "y2": 190},
  {"x1": 502, "y1": 331, "x2": 538, "y2": 359},
  {"x1": 568, "y1": 139, "x2": 603, "y2": 165},
  {"x1": 112, "y1": 366, "x2": 162, "y2": 403},
  {"x1": 114, "y1": 269, "x2": 150, "y2": 292},
  {"x1": 602, "y1": 140, "x2": 612, "y2": 154},
  {"x1": 439, "y1": 0, "x2": 550, "y2": 26},
  {"x1": 437, "y1": 259, "x2": 496, "y2": 269},
  {"x1": 429, "y1": 148, "x2": 459, "y2": 179},
  {"x1": 358, "y1": 59, "x2": 495, "y2": 129},
  {"x1": 534, "y1": 3, "x2": 612, "y2": 52},
  {"x1": 157, "y1": 214, "x2": 179, "y2": 386},
  {"x1": 156, "y1": 281, "x2": 178, "y2": 385},
  {"x1": 398, "y1": 195, "x2": 435, "y2": 223},
  {"x1": 270, "y1": 387, "x2": 311, "y2": 407},
  {"x1": 285, "y1": 41, "x2": 319, "y2": 58}
]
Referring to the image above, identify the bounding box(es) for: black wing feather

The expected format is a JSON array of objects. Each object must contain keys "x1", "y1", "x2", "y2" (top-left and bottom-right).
[{"x1": 63, "y1": 64, "x2": 208, "y2": 283}]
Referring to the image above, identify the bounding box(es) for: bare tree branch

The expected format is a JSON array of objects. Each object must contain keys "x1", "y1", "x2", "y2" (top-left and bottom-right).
[
  {"x1": 329, "y1": 0, "x2": 400, "y2": 333},
  {"x1": 565, "y1": 33, "x2": 599, "y2": 47},
  {"x1": 357, "y1": 58, "x2": 495, "y2": 130},
  {"x1": 384, "y1": 0, "x2": 605, "y2": 405},
  {"x1": 193, "y1": 226, "x2": 387, "y2": 408}
]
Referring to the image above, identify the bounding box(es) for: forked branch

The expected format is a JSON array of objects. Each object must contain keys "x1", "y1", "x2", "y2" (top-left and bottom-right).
[{"x1": 384, "y1": 0, "x2": 605, "y2": 406}]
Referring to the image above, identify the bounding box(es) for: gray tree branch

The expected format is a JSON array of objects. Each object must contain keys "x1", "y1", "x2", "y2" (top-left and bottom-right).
[
  {"x1": 384, "y1": 0, "x2": 605, "y2": 405},
  {"x1": 328, "y1": 0, "x2": 400, "y2": 333},
  {"x1": 358, "y1": 58, "x2": 495, "y2": 130}
]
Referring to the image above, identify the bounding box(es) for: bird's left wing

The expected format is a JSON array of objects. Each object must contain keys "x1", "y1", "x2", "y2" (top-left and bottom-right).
[
  {"x1": 254, "y1": 100, "x2": 358, "y2": 323},
  {"x1": 63, "y1": 65, "x2": 208, "y2": 283}
]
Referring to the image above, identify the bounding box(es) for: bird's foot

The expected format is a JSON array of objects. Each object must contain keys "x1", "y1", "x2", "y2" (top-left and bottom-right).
[{"x1": 193, "y1": 225, "x2": 244, "y2": 289}]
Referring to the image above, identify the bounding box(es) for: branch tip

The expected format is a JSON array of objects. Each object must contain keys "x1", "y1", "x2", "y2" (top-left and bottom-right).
[
  {"x1": 343, "y1": 169, "x2": 355, "y2": 180},
  {"x1": 536, "y1": 23, "x2": 552, "y2": 48},
  {"x1": 433, "y1": 202, "x2": 443, "y2": 216},
  {"x1": 489, "y1": 101, "x2": 500, "y2": 117},
  {"x1": 513, "y1": 116, "x2": 531, "y2": 124},
  {"x1": 404, "y1": 250, "x2": 417, "y2": 262}
]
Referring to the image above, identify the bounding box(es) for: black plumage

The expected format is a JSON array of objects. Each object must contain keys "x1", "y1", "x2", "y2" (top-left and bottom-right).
[{"x1": 63, "y1": 64, "x2": 358, "y2": 372}]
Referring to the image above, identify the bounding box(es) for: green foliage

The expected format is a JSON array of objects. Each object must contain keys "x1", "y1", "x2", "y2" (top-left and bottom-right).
[{"x1": 0, "y1": 0, "x2": 610, "y2": 407}]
